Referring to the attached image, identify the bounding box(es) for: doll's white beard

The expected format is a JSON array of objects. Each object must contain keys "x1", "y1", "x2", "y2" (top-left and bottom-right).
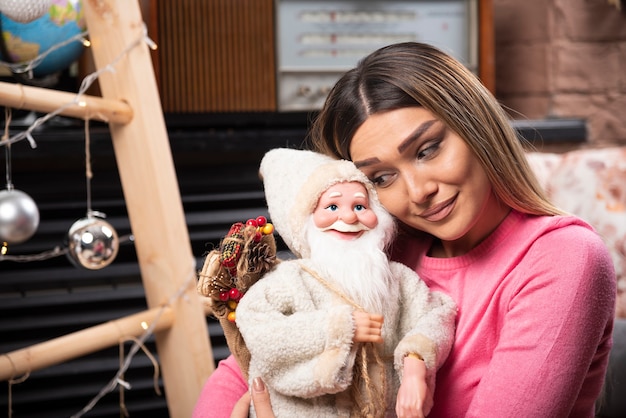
[{"x1": 305, "y1": 214, "x2": 397, "y2": 317}]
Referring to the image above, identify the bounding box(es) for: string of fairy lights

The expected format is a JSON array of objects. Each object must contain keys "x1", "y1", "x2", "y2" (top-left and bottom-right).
[
  {"x1": 0, "y1": 12, "x2": 184, "y2": 417},
  {"x1": 0, "y1": 25, "x2": 156, "y2": 266}
]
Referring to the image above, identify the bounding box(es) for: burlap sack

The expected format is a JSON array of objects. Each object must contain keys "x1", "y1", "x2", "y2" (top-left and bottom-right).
[{"x1": 197, "y1": 223, "x2": 278, "y2": 380}]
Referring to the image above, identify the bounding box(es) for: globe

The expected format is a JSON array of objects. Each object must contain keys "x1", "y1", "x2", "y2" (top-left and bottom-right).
[{"x1": 0, "y1": 0, "x2": 86, "y2": 77}]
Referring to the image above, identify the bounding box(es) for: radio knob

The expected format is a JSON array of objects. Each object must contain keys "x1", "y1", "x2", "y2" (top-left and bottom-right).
[{"x1": 297, "y1": 85, "x2": 312, "y2": 96}]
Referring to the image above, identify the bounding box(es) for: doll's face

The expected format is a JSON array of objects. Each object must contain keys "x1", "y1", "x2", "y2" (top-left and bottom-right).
[{"x1": 312, "y1": 182, "x2": 378, "y2": 240}]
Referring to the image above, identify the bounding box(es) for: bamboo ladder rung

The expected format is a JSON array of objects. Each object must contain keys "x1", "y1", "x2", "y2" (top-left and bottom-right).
[
  {"x1": 0, "y1": 306, "x2": 174, "y2": 381},
  {"x1": 0, "y1": 80, "x2": 133, "y2": 125}
]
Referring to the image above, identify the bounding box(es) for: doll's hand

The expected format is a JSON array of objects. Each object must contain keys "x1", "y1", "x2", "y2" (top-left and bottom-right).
[
  {"x1": 395, "y1": 355, "x2": 432, "y2": 418},
  {"x1": 352, "y1": 311, "x2": 383, "y2": 343}
]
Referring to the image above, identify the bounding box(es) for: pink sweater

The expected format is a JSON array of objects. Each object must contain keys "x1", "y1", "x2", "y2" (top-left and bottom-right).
[{"x1": 193, "y1": 211, "x2": 616, "y2": 417}]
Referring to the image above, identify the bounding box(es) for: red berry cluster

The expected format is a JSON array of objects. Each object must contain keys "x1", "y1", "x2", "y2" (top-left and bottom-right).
[
  {"x1": 220, "y1": 216, "x2": 274, "y2": 322},
  {"x1": 219, "y1": 287, "x2": 243, "y2": 322},
  {"x1": 246, "y1": 216, "x2": 274, "y2": 242}
]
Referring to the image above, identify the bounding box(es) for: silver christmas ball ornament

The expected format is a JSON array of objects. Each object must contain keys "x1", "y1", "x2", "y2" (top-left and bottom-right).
[
  {"x1": 0, "y1": 188, "x2": 40, "y2": 244},
  {"x1": 67, "y1": 212, "x2": 119, "y2": 270},
  {"x1": 0, "y1": 0, "x2": 52, "y2": 23}
]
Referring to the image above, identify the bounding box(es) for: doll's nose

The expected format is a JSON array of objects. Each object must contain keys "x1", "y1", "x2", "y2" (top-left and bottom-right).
[{"x1": 338, "y1": 208, "x2": 358, "y2": 224}]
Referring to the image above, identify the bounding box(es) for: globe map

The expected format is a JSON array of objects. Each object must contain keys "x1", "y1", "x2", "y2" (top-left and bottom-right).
[{"x1": 0, "y1": 0, "x2": 85, "y2": 77}]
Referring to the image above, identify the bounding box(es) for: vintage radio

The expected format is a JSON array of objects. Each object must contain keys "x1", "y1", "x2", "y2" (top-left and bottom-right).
[{"x1": 148, "y1": 0, "x2": 493, "y2": 114}]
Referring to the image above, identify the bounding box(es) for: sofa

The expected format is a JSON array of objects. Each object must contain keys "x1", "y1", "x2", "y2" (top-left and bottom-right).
[{"x1": 526, "y1": 146, "x2": 626, "y2": 418}]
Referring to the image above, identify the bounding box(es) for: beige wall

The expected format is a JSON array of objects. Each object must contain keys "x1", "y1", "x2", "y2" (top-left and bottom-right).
[{"x1": 494, "y1": 0, "x2": 626, "y2": 146}]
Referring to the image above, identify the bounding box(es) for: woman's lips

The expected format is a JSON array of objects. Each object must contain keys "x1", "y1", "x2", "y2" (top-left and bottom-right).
[{"x1": 419, "y1": 194, "x2": 457, "y2": 222}]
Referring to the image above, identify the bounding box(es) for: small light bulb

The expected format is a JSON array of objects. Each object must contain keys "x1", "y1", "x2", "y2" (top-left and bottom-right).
[
  {"x1": 144, "y1": 37, "x2": 158, "y2": 50},
  {"x1": 1, "y1": 242, "x2": 8, "y2": 255},
  {"x1": 141, "y1": 321, "x2": 149, "y2": 330}
]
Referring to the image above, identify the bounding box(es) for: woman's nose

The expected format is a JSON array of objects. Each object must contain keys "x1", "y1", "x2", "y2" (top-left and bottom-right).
[{"x1": 404, "y1": 171, "x2": 437, "y2": 205}]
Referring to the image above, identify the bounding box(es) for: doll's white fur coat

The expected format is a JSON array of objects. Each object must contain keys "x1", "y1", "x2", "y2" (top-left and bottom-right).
[{"x1": 235, "y1": 149, "x2": 456, "y2": 417}]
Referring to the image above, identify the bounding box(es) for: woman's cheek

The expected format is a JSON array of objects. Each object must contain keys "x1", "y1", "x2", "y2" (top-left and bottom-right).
[{"x1": 377, "y1": 190, "x2": 402, "y2": 218}]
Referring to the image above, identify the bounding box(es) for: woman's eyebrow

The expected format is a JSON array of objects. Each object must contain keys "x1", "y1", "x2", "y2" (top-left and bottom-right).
[
  {"x1": 354, "y1": 157, "x2": 379, "y2": 168},
  {"x1": 353, "y1": 119, "x2": 438, "y2": 168},
  {"x1": 397, "y1": 119, "x2": 437, "y2": 153}
]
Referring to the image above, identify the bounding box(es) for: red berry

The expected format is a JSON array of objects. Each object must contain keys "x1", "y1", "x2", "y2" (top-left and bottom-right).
[
  {"x1": 253, "y1": 231, "x2": 262, "y2": 242},
  {"x1": 246, "y1": 219, "x2": 258, "y2": 227},
  {"x1": 256, "y1": 216, "x2": 267, "y2": 226},
  {"x1": 229, "y1": 288, "x2": 241, "y2": 300},
  {"x1": 219, "y1": 291, "x2": 229, "y2": 301}
]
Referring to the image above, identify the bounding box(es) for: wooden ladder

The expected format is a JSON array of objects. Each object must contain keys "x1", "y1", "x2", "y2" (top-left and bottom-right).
[{"x1": 0, "y1": 1, "x2": 214, "y2": 416}]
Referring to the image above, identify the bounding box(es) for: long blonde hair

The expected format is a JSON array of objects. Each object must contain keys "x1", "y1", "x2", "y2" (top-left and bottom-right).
[{"x1": 309, "y1": 42, "x2": 562, "y2": 216}]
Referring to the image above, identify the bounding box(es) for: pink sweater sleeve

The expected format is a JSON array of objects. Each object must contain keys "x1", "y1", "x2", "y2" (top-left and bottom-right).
[
  {"x1": 192, "y1": 355, "x2": 248, "y2": 418},
  {"x1": 466, "y1": 224, "x2": 615, "y2": 417}
]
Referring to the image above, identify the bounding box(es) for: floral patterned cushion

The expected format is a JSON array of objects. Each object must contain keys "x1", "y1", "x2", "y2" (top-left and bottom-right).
[{"x1": 526, "y1": 147, "x2": 626, "y2": 315}]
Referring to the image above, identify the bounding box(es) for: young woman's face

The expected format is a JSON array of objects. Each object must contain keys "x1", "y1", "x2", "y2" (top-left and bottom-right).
[{"x1": 349, "y1": 107, "x2": 508, "y2": 256}]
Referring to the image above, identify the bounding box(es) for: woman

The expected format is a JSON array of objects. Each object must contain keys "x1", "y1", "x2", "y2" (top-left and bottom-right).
[{"x1": 193, "y1": 42, "x2": 616, "y2": 418}]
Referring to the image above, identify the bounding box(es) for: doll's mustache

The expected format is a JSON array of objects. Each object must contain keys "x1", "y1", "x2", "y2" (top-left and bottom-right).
[{"x1": 319, "y1": 220, "x2": 371, "y2": 233}]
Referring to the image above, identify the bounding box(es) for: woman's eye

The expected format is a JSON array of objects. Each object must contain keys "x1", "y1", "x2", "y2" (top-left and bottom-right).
[
  {"x1": 417, "y1": 135, "x2": 444, "y2": 160},
  {"x1": 371, "y1": 173, "x2": 394, "y2": 188}
]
